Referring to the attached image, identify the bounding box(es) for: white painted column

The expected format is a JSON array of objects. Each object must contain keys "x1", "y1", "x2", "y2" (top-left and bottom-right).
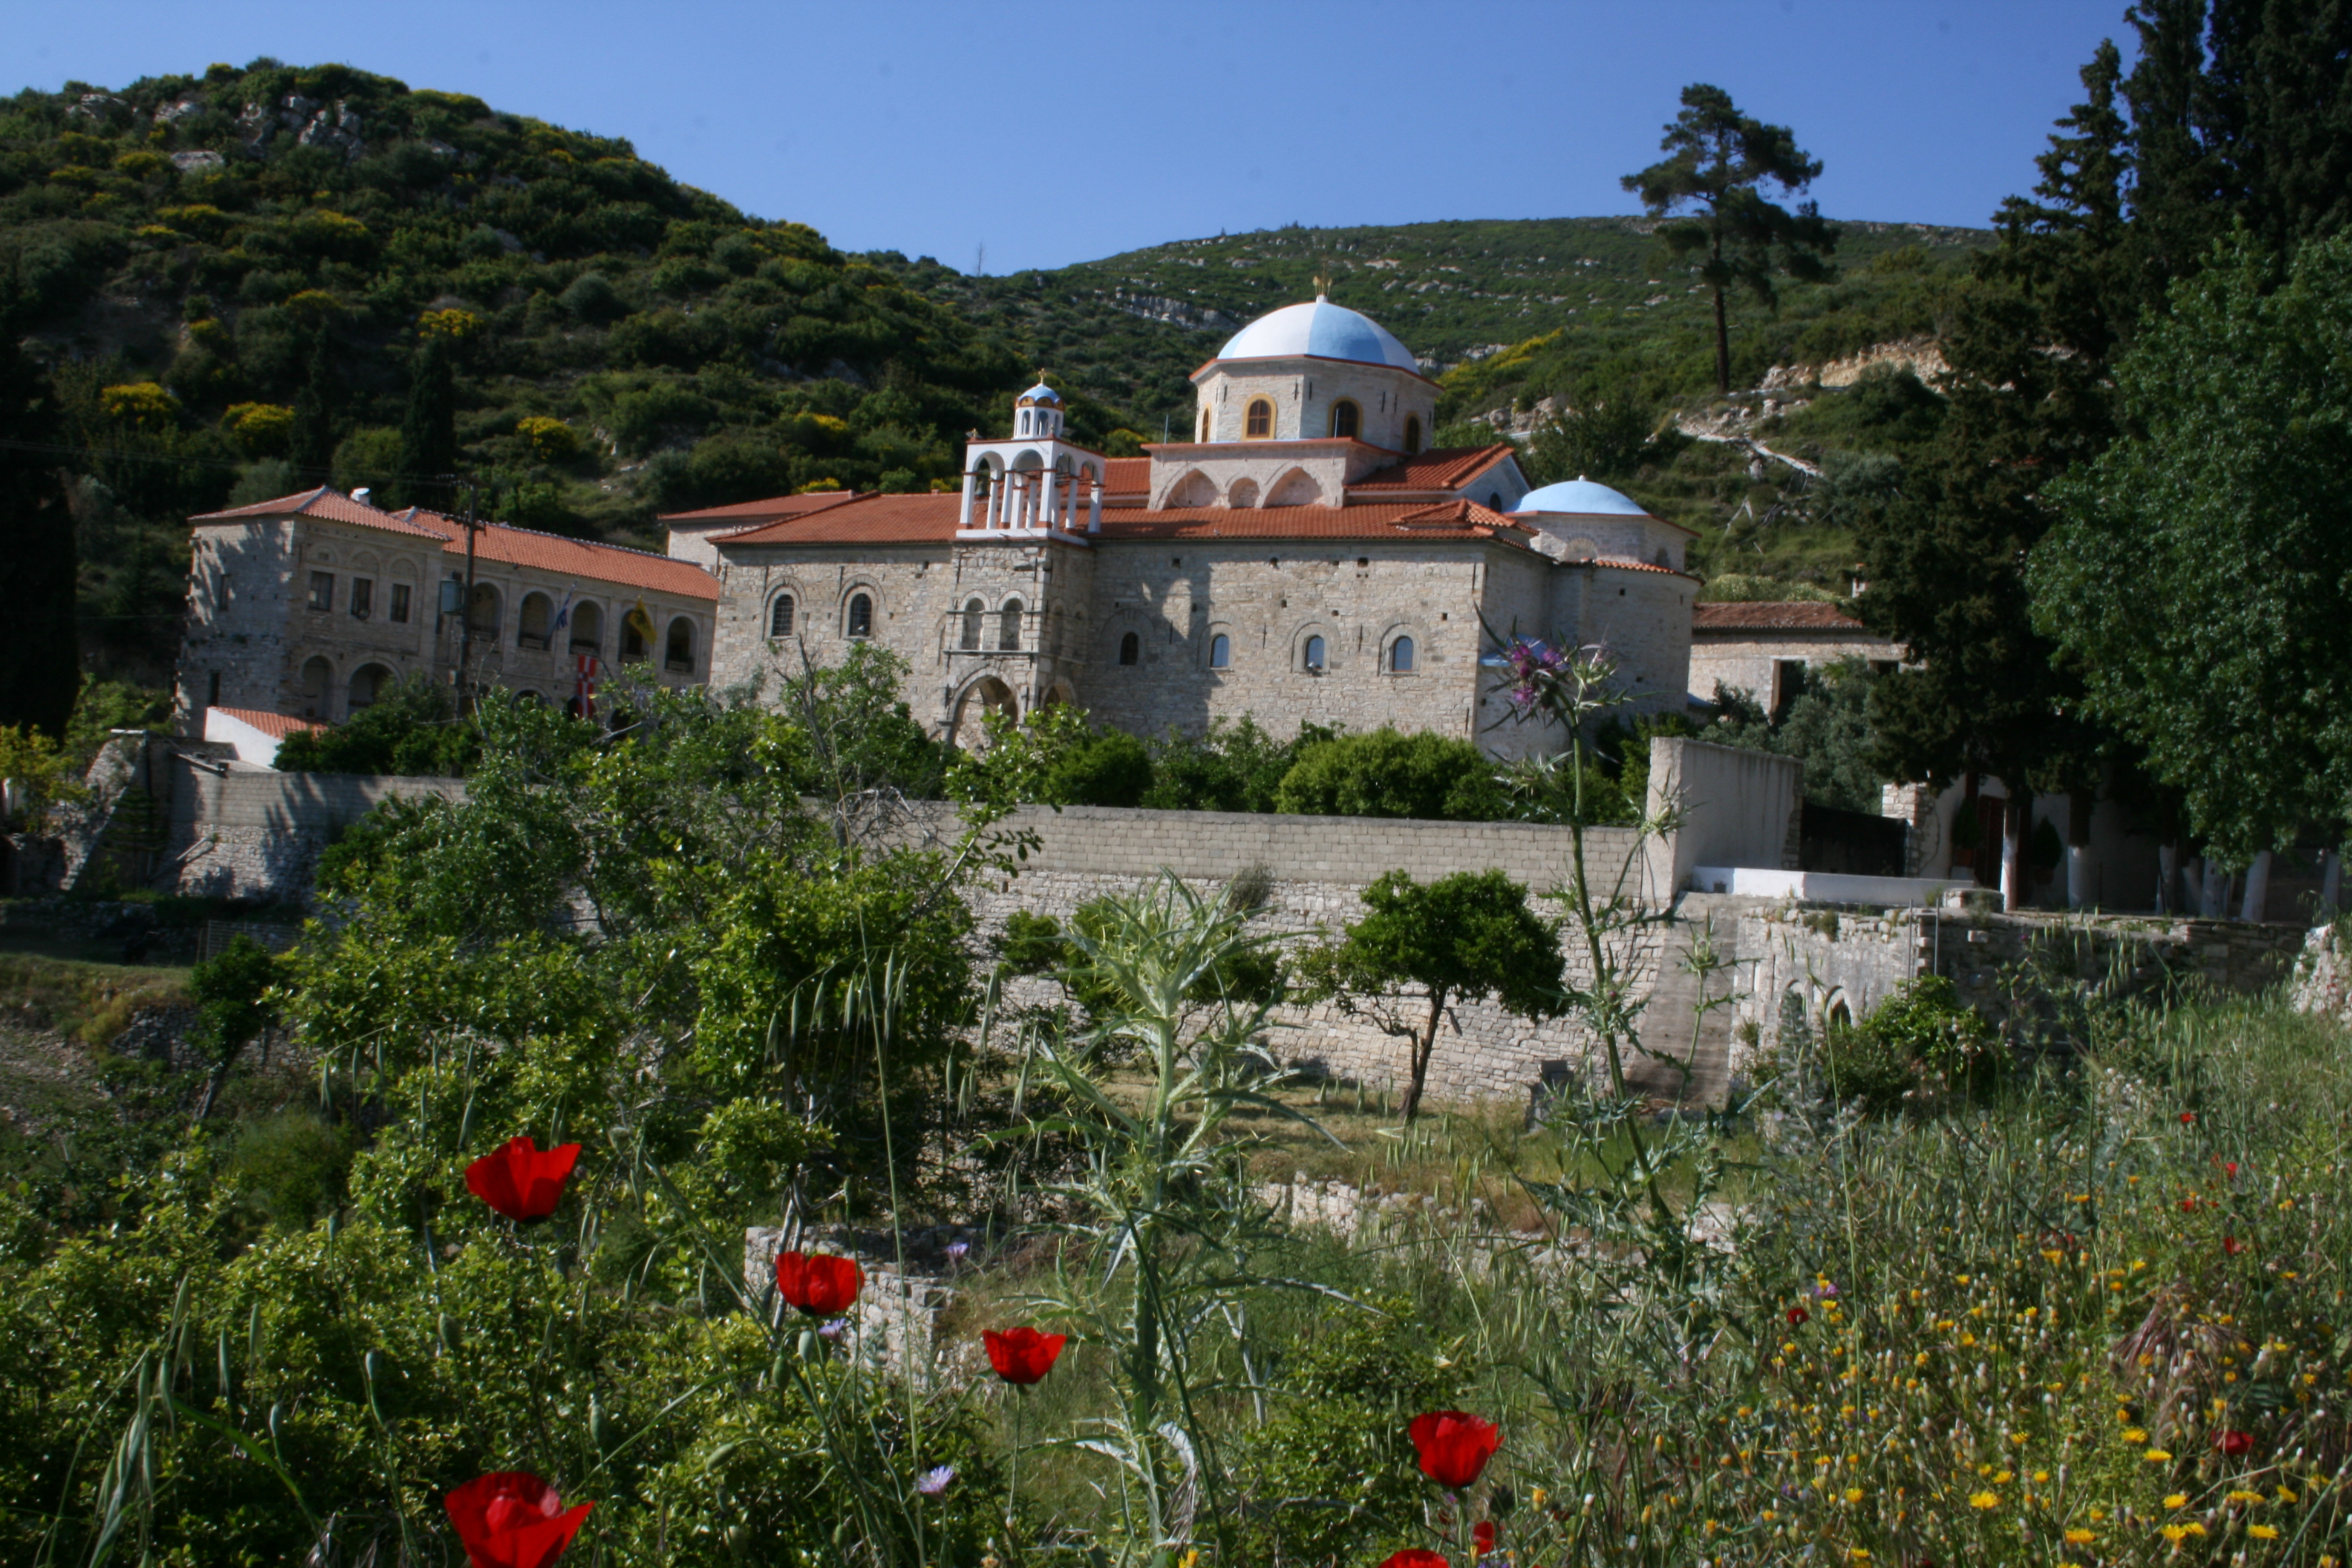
[
  {"x1": 2239, "y1": 849, "x2": 2272, "y2": 923},
  {"x1": 2200, "y1": 858, "x2": 2232, "y2": 919},
  {"x1": 2066, "y1": 843, "x2": 2093, "y2": 909},
  {"x1": 1088, "y1": 475, "x2": 1102, "y2": 534},
  {"x1": 958, "y1": 466, "x2": 977, "y2": 530},
  {"x1": 1999, "y1": 802, "x2": 2024, "y2": 913}
]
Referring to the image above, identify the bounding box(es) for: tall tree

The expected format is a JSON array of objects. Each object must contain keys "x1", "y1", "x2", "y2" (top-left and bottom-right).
[
  {"x1": 0, "y1": 324, "x2": 77, "y2": 736},
  {"x1": 1621, "y1": 83, "x2": 1838, "y2": 394},
  {"x1": 398, "y1": 328, "x2": 457, "y2": 511},
  {"x1": 2035, "y1": 234, "x2": 2352, "y2": 871},
  {"x1": 289, "y1": 327, "x2": 336, "y2": 486}
]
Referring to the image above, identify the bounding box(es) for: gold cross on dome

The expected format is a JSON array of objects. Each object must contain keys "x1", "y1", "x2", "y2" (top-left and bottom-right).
[{"x1": 1313, "y1": 272, "x2": 1331, "y2": 297}]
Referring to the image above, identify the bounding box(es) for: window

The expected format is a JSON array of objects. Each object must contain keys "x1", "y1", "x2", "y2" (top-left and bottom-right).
[
  {"x1": 1389, "y1": 635, "x2": 1416, "y2": 673},
  {"x1": 468, "y1": 584, "x2": 500, "y2": 641},
  {"x1": 1244, "y1": 398, "x2": 1273, "y2": 439},
  {"x1": 349, "y1": 664, "x2": 390, "y2": 710},
  {"x1": 1304, "y1": 634, "x2": 1326, "y2": 671},
  {"x1": 570, "y1": 601, "x2": 601, "y2": 655},
  {"x1": 390, "y1": 583, "x2": 411, "y2": 623},
  {"x1": 518, "y1": 592, "x2": 553, "y2": 650},
  {"x1": 622, "y1": 610, "x2": 648, "y2": 663},
  {"x1": 1198, "y1": 409, "x2": 1211, "y2": 441},
  {"x1": 960, "y1": 597, "x2": 984, "y2": 651},
  {"x1": 308, "y1": 572, "x2": 334, "y2": 612},
  {"x1": 665, "y1": 616, "x2": 696, "y2": 673},
  {"x1": 1328, "y1": 399, "x2": 1361, "y2": 440},
  {"x1": 847, "y1": 592, "x2": 873, "y2": 638},
  {"x1": 1403, "y1": 415, "x2": 1423, "y2": 455},
  {"x1": 206, "y1": 671, "x2": 220, "y2": 707},
  {"x1": 350, "y1": 578, "x2": 373, "y2": 620},
  {"x1": 769, "y1": 593, "x2": 795, "y2": 638},
  {"x1": 1209, "y1": 633, "x2": 1231, "y2": 670},
  {"x1": 1119, "y1": 631, "x2": 1140, "y2": 665},
  {"x1": 998, "y1": 599, "x2": 1023, "y2": 652}
]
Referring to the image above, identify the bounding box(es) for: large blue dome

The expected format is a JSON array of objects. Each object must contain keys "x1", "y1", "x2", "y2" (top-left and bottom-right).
[
  {"x1": 1511, "y1": 478, "x2": 1651, "y2": 516},
  {"x1": 1215, "y1": 297, "x2": 1420, "y2": 372}
]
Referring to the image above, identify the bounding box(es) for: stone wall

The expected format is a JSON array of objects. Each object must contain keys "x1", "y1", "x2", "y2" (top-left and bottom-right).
[
  {"x1": 1732, "y1": 901, "x2": 2316, "y2": 1067},
  {"x1": 162, "y1": 759, "x2": 465, "y2": 898}
]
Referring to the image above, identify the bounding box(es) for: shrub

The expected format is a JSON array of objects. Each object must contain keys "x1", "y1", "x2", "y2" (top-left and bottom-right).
[
  {"x1": 223, "y1": 1111, "x2": 350, "y2": 1229},
  {"x1": 221, "y1": 400, "x2": 295, "y2": 454},
  {"x1": 1044, "y1": 727, "x2": 1152, "y2": 808},
  {"x1": 514, "y1": 413, "x2": 580, "y2": 462},
  {"x1": 272, "y1": 674, "x2": 479, "y2": 776},
  {"x1": 1275, "y1": 727, "x2": 1506, "y2": 821},
  {"x1": 100, "y1": 381, "x2": 177, "y2": 426}
]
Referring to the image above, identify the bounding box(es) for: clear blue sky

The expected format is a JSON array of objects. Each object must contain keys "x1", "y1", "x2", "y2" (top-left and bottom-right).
[{"x1": 14, "y1": 1, "x2": 2136, "y2": 274}]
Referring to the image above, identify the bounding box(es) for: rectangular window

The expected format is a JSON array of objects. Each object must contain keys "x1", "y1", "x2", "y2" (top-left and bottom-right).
[
  {"x1": 390, "y1": 583, "x2": 411, "y2": 623},
  {"x1": 309, "y1": 572, "x2": 334, "y2": 612},
  {"x1": 350, "y1": 578, "x2": 373, "y2": 620}
]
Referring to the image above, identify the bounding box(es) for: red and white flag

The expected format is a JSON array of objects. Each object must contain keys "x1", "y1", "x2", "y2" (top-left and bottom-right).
[{"x1": 575, "y1": 653, "x2": 599, "y2": 720}]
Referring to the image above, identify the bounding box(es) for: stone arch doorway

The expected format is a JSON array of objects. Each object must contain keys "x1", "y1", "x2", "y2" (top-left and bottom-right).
[{"x1": 952, "y1": 676, "x2": 1018, "y2": 751}]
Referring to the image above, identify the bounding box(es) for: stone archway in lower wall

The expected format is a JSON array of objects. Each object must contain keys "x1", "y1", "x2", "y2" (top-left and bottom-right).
[{"x1": 951, "y1": 675, "x2": 1019, "y2": 751}]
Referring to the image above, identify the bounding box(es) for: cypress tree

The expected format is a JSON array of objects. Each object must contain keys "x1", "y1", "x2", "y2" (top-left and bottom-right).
[
  {"x1": 398, "y1": 330, "x2": 456, "y2": 511},
  {"x1": 290, "y1": 328, "x2": 336, "y2": 487},
  {"x1": 0, "y1": 327, "x2": 79, "y2": 736}
]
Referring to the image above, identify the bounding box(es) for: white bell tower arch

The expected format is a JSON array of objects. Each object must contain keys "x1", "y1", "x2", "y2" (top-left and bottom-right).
[{"x1": 957, "y1": 373, "x2": 1103, "y2": 540}]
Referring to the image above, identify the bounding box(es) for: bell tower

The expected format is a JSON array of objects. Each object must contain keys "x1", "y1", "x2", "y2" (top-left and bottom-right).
[{"x1": 957, "y1": 373, "x2": 1105, "y2": 538}]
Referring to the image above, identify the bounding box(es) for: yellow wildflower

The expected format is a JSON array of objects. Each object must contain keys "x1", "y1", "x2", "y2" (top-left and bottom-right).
[
  {"x1": 2161, "y1": 1524, "x2": 2188, "y2": 1544},
  {"x1": 2122, "y1": 1427, "x2": 2149, "y2": 1443},
  {"x1": 1844, "y1": 1488, "x2": 1864, "y2": 1504},
  {"x1": 1969, "y1": 1491, "x2": 2001, "y2": 1511},
  {"x1": 2065, "y1": 1527, "x2": 2096, "y2": 1544},
  {"x1": 2250, "y1": 1524, "x2": 2280, "y2": 1540},
  {"x1": 2144, "y1": 1448, "x2": 2174, "y2": 1462},
  {"x1": 2164, "y1": 1494, "x2": 2188, "y2": 1509}
]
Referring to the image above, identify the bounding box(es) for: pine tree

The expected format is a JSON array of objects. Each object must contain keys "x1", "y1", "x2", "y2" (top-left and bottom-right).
[
  {"x1": 0, "y1": 327, "x2": 78, "y2": 737},
  {"x1": 398, "y1": 330, "x2": 456, "y2": 511},
  {"x1": 1621, "y1": 84, "x2": 1838, "y2": 394}
]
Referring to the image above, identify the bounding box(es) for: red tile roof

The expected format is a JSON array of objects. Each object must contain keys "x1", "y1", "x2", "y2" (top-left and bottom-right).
[
  {"x1": 1103, "y1": 457, "x2": 1151, "y2": 495},
  {"x1": 715, "y1": 491, "x2": 1546, "y2": 548},
  {"x1": 391, "y1": 509, "x2": 719, "y2": 599},
  {"x1": 657, "y1": 492, "x2": 860, "y2": 524},
  {"x1": 191, "y1": 486, "x2": 447, "y2": 537},
  {"x1": 1692, "y1": 600, "x2": 1867, "y2": 631},
  {"x1": 717, "y1": 491, "x2": 964, "y2": 544},
  {"x1": 207, "y1": 706, "x2": 324, "y2": 738},
  {"x1": 188, "y1": 488, "x2": 717, "y2": 599},
  {"x1": 1349, "y1": 445, "x2": 1517, "y2": 493}
]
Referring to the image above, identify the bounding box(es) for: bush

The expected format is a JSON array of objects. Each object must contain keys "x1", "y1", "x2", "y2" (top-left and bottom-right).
[
  {"x1": 1045, "y1": 727, "x2": 1152, "y2": 808},
  {"x1": 1142, "y1": 716, "x2": 1322, "y2": 814},
  {"x1": 1275, "y1": 727, "x2": 1506, "y2": 821},
  {"x1": 272, "y1": 675, "x2": 479, "y2": 776},
  {"x1": 1819, "y1": 975, "x2": 2007, "y2": 1112}
]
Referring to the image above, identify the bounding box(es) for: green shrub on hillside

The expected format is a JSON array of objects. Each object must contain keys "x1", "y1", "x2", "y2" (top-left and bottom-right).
[{"x1": 272, "y1": 674, "x2": 479, "y2": 776}]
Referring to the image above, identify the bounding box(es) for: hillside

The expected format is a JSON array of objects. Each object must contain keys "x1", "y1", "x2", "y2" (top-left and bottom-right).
[{"x1": 2, "y1": 58, "x2": 1988, "y2": 684}]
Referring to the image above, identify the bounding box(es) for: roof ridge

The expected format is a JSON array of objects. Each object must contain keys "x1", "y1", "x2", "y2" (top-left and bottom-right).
[{"x1": 408, "y1": 508, "x2": 699, "y2": 564}]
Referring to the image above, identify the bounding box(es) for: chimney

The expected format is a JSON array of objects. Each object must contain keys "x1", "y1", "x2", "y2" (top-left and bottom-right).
[{"x1": 351, "y1": 487, "x2": 372, "y2": 506}]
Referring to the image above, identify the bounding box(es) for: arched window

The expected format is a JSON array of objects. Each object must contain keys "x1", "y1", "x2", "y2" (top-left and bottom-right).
[
  {"x1": 960, "y1": 597, "x2": 984, "y2": 651},
  {"x1": 1119, "y1": 631, "x2": 1140, "y2": 665},
  {"x1": 1403, "y1": 414, "x2": 1423, "y2": 455},
  {"x1": 621, "y1": 610, "x2": 649, "y2": 663},
  {"x1": 1488, "y1": 491, "x2": 1503, "y2": 510},
  {"x1": 349, "y1": 662, "x2": 391, "y2": 711},
  {"x1": 468, "y1": 584, "x2": 501, "y2": 641},
  {"x1": 569, "y1": 601, "x2": 602, "y2": 656},
  {"x1": 1328, "y1": 399, "x2": 1361, "y2": 440},
  {"x1": 1209, "y1": 632, "x2": 1231, "y2": 670},
  {"x1": 1198, "y1": 408, "x2": 1211, "y2": 441},
  {"x1": 1244, "y1": 398, "x2": 1273, "y2": 440},
  {"x1": 518, "y1": 592, "x2": 554, "y2": 650},
  {"x1": 847, "y1": 593, "x2": 874, "y2": 638},
  {"x1": 998, "y1": 598, "x2": 1023, "y2": 652},
  {"x1": 665, "y1": 616, "x2": 696, "y2": 673},
  {"x1": 1389, "y1": 635, "x2": 1416, "y2": 673},
  {"x1": 1304, "y1": 634, "x2": 1326, "y2": 671},
  {"x1": 769, "y1": 593, "x2": 795, "y2": 638}
]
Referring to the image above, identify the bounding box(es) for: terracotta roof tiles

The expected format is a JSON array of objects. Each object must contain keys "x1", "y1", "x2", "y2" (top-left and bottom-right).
[
  {"x1": 656, "y1": 492, "x2": 860, "y2": 524},
  {"x1": 207, "y1": 706, "x2": 324, "y2": 739},
  {"x1": 191, "y1": 486, "x2": 446, "y2": 537},
  {"x1": 1348, "y1": 445, "x2": 1517, "y2": 493}
]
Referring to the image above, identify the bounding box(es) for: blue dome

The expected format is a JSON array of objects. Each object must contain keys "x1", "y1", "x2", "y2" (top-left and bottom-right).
[
  {"x1": 1215, "y1": 297, "x2": 1419, "y2": 372},
  {"x1": 1018, "y1": 382, "x2": 1061, "y2": 403},
  {"x1": 1512, "y1": 477, "x2": 1650, "y2": 516}
]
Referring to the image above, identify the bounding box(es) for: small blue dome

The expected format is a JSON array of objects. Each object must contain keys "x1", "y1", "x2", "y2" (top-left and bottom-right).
[
  {"x1": 1018, "y1": 382, "x2": 1061, "y2": 403},
  {"x1": 1215, "y1": 297, "x2": 1420, "y2": 372},
  {"x1": 1512, "y1": 477, "x2": 1650, "y2": 516}
]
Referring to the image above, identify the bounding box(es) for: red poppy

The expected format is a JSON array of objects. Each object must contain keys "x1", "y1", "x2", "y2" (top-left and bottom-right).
[
  {"x1": 2224, "y1": 1161, "x2": 2239, "y2": 1179},
  {"x1": 2223, "y1": 1235, "x2": 2245, "y2": 1257},
  {"x1": 1378, "y1": 1553, "x2": 1449, "y2": 1568},
  {"x1": 445, "y1": 1472, "x2": 593, "y2": 1568},
  {"x1": 1474, "y1": 1518, "x2": 1498, "y2": 1555},
  {"x1": 774, "y1": 1250, "x2": 862, "y2": 1316},
  {"x1": 1788, "y1": 1306, "x2": 1810, "y2": 1326},
  {"x1": 1409, "y1": 1410, "x2": 1501, "y2": 1489},
  {"x1": 2180, "y1": 1111, "x2": 2197, "y2": 1125},
  {"x1": 464, "y1": 1138, "x2": 581, "y2": 1223},
  {"x1": 984, "y1": 1326, "x2": 1068, "y2": 1385},
  {"x1": 2218, "y1": 1429, "x2": 2253, "y2": 1457},
  {"x1": 2181, "y1": 1197, "x2": 2200, "y2": 1212}
]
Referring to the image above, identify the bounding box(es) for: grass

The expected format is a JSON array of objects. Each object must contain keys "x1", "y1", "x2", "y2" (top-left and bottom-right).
[{"x1": 0, "y1": 949, "x2": 192, "y2": 1045}]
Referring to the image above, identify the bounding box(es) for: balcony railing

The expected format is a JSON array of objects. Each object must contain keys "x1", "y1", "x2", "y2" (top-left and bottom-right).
[{"x1": 937, "y1": 608, "x2": 1069, "y2": 660}]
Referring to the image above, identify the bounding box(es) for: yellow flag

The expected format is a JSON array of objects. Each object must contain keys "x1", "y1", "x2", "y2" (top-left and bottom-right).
[{"x1": 626, "y1": 597, "x2": 656, "y2": 641}]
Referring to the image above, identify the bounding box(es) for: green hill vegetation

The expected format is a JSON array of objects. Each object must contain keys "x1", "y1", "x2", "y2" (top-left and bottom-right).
[{"x1": 3, "y1": 57, "x2": 1987, "y2": 684}]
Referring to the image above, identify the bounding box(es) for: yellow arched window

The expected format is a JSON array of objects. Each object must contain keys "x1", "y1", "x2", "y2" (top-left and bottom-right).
[
  {"x1": 1198, "y1": 408, "x2": 1212, "y2": 442},
  {"x1": 1403, "y1": 414, "x2": 1423, "y2": 455},
  {"x1": 1244, "y1": 398, "x2": 1274, "y2": 440},
  {"x1": 1328, "y1": 399, "x2": 1361, "y2": 440}
]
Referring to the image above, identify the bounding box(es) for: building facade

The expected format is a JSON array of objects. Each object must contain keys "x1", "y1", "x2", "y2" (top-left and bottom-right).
[
  {"x1": 174, "y1": 486, "x2": 719, "y2": 735},
  {"x1": 1687, "y1": 599, "x2": 1905, "y2": 712},
  {"x1": 693, "y1": 294, "x2": 1699, "y2": 755}
]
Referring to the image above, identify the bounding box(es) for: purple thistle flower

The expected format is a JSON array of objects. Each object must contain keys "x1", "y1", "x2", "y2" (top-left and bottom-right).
[
  {"x1": 915, "y1": 1465, "x2": 956, "y2": 1496},
  {"x1": 945, "y1": 1240, "x2": 971, "y2": 1262},
  {"x1": 1813, "y1": 1281, "x2": 1840, "y2": 1299},
  {"x1": 817, "y1": 1317, "x2": 849, "y2": 1341}
]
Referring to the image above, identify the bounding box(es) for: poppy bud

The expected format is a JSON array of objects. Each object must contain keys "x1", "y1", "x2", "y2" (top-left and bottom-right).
[
  {"x1": 1788, "y1": 1307, "x2": 1810, "y2": 1326},
  {"x1": 2223, "y1": 1235, "x2": 2245, "y2": 1257},
  {"x1": 465, "y1": 1137, "x2": 581, "y2": 1223},
  {"x1": 1408, "y1": 1410, "x2": 1501, "y2": 1489},
  {"x1": 774, "y1": 1250, "x2": 863, "y2": 1316},
  {"x1": 1474, "y1": 1519, "x2": 1497, "y2": 1555},
  {"x1": 984, "y1": 1325, "x2": 1068, "y2": 1385},
  {"x1": 445, "y1": 1471, "x2": 593, "y2": 1568},
  {"x1": 2218, "y1": 1429, "x2": 2253, "y2": 1457}
]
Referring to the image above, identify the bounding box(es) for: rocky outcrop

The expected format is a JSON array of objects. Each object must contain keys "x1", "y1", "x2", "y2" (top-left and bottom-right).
[
  {"x1": 1761, "y1": 336, "x2": 1949, "y2": 393},
  {"x1": 238, "y1": 96, "x2": 367, "y2": 162}
]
